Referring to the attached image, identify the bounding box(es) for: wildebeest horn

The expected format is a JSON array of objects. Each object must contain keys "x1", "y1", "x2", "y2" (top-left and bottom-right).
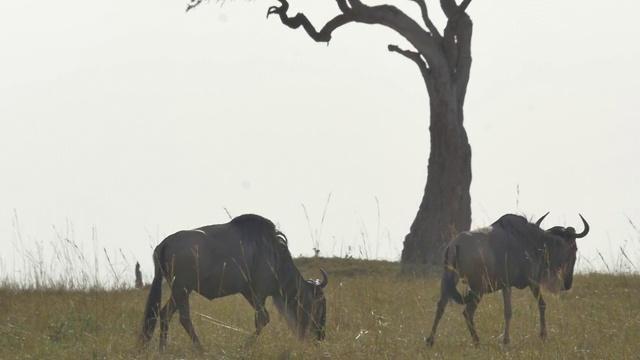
[
  {"x1": 575, "y1": 214, "x2": 590, "y2": 238},
  {"x1": 319, "y1": 268, "x2": 328, "y2": 288},
  {"x1": 535, "y1": 212, "x2": 550, "y2": 227}
]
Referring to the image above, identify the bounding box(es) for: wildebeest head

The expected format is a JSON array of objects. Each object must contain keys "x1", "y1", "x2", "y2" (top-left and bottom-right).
[
  {"x1": 274, "y1": 269, "x2": 328, "y2": 341},
  {"x1": 536, "y1": 214, "x2": 590, "y2": 292},
  {"x1": 307, "y1": 269, "x2": 328, "y2": 340}
]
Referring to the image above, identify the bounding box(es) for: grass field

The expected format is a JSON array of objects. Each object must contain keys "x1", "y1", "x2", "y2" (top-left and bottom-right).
[{"x1": 1, "y1": 257, "x2": 639, "y2": 359}]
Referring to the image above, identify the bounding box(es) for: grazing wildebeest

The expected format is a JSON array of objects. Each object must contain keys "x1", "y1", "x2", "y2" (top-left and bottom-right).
[
  {"x1": 138, "y1": 214, "x2": 328, "y2": 351},
  {"x1": 426, "y1": 213, "x2": 589, "y2": 346}
]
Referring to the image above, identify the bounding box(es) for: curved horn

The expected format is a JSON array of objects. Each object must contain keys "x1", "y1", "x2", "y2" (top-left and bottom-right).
[
  {"x1": 575, "y1": 214, "x2": 590, "y2": 238},
  {"x1": 535, "y1": 212, "x2": 550, "y2": 227},
  {"x1": 319, "y1": 268, "x2": 328, "y2": 288}
]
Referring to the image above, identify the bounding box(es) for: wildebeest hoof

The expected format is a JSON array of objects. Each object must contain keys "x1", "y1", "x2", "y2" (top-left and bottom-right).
[{"x1": 425, "y1": 336, "x2": 435, "y2": 347}]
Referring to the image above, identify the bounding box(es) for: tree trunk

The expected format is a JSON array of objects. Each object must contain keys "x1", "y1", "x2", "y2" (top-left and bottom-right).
[{"x1": 401, "y1": 84, "x2": 472, "y2": 268}]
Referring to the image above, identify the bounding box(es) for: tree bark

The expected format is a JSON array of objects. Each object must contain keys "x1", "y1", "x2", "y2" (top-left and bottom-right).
[{"x1": 400, "y1": 86, "x2": 472, "y2": 267}]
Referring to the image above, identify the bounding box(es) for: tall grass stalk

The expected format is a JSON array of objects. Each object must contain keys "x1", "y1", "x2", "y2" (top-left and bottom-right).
[{"x1": 302, "y1": 192, "x2": 331, "y2": 257}]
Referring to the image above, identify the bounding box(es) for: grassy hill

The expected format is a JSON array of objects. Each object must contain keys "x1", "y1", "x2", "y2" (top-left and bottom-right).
[{"x1": 1, "y1": 257, "x2": 639, "y2": 359}]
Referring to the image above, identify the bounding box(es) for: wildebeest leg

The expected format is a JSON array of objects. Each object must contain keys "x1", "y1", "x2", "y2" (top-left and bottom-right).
[
  {"x1": 241, "y1": 291, "x2": 269, "y2": 335},
  {"x1": 426, "y1": 292, "x2": 448, "y2": 346},
  {"x1": 158, "y1": 297, "x2": 177, "y2": 351},
  {"x1": 502, "y1": 288, "x2": 512, "y2": 345},
  {"x1": 529, "y1": 284, "x2": 547, "y2": 340},
  {"x1": 175, "y1": 291, "x2": 204, "y2": 352},
  {"x1": 462, "y1": 295, "x2": 481, "y2": 346}
]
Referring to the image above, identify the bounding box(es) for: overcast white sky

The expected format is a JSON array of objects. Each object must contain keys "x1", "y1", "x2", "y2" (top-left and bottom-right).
[{"x1": 1, "y1": 0, "x2": 639, "y2": 282}]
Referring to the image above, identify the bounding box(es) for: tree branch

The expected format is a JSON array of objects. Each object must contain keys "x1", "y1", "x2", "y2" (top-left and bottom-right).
[
  {"x1": 267, "y1": 0, "x2": 354, "y2": 43},
  {"x1": 268, "y1": 0, "x2": 446, "y2": 71},
  {"x1": 388, "y1": 44, "x2": 431, "y2": 89},
  {"x1": 336, "y1": 0, "x2": 351, "y2": 14},
  {"x1": 408, "y1": 0, "x2": 441, "y2": 40},
  {"x1": 440, "y1": 0, "x2": 458, "y2": 19},
  {"x1": 459, "y1": 0, "x2": 472, "y2": 13},
  {"x1": 440, "y1": 0, "x2": 473, "y2": 19},
  {"x1": 347, "y1": 0, "x2": 365, "y2": 9},
  {"x1": 388, "y1": 44, "x2": 422, "y2": 65},
  {"x1": 186, "y1": 0, "x2": 205, "y2": 12}
]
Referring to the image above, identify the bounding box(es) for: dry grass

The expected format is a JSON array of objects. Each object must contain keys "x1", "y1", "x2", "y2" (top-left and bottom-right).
[{"x1": 0, "y1": 257, "x2": 639, "y2": 359}]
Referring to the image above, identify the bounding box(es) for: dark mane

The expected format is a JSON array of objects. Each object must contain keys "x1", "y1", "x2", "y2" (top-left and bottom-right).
[
  {"x1": 228, "y1": 214, "x2": 297, "y2": 279},
  {"x1": 492, "y1": 214, "x2": 531, "y2": 231},
  {"x1": 492, "y1": 214, "x2": 547, "y2": 247},
  {"x1": 230, "y1": 213, "x2": 277, "y2": 233},
  {"x1": 229, "y1": 214, "x2": 293, "y2": 260}
]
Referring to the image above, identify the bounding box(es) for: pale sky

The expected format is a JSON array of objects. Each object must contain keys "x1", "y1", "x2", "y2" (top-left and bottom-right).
[{"x1": 1, "y1": 0, "x2": 639, "y2": 283}]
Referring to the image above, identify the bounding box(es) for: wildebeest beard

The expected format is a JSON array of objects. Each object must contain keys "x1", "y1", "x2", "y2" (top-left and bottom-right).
[
  {"x1": 540, "y1": 271, "x2": 564, "y2": 293},
  {"x1": 271, "y1": 277, "x2": 326, "y2": 340},
  {"x1": 537, "y1": 243, "x2": 574, "y2": 293}
]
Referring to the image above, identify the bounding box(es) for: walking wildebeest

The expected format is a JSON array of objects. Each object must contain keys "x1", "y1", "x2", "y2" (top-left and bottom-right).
[
  {"x1": 426, "y1": 213, "x2": 589, "y2": 346},
  {"x1": 138, "y1": 214, "x2": 328, "y2": 351}
]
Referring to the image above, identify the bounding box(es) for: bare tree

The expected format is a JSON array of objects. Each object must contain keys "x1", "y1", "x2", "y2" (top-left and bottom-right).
[{"x1": 189, "y1": 0, "x2": 473, "y2": 268}]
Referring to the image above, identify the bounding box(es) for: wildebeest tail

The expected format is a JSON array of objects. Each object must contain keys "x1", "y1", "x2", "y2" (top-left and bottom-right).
[
  {"x1": 442, "y1": 245, "x2": 467, "y2": 305},
  {"x1": 138, "y1": 244, "x2": 165, "y2": 346}
]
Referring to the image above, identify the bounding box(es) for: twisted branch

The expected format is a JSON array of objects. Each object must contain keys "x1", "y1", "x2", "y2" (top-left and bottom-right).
[
  {"x1": 267, "y1": 0, "x2": 354, "y2": 43},
  {"x1": 186, "y1": 0, "x2": 205, "y2": 12},
  {"x1": 267, "y1": 0, "x2": 445, "y2": 70}
]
